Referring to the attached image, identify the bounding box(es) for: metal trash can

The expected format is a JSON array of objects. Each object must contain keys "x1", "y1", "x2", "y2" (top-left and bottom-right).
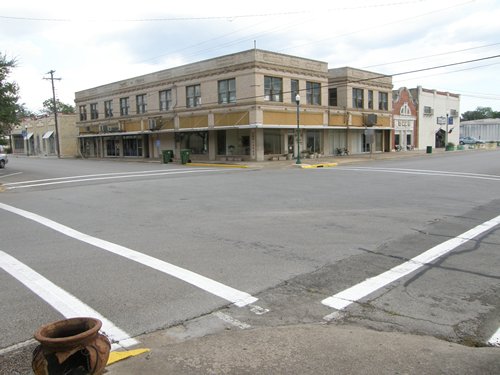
[
  {"x1": 180, "y1": 149, "x2": 191, "y2": 164},
  {"x1": 426, "y1": 146, "x2": 432, "y2": 154},
  {"x1": 162, "y1": 150, "x2": 173, "y2": 163}
]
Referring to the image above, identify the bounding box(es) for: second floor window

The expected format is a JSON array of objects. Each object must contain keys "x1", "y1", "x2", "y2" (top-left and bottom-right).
[
  {"x1": 90, "y1": 103, "x2": 98, "y2": 119},
  {"x1": 120, "y1": 97, "x2": 129, "y2": 116},
  {"x1": 218, "y1": 79, "x2": 236, "y2": 104},
  {"x1": 368, "y1": 90, "x2": 374, "y2": 109},
  {"x1": 306, "y1": 81, "x2": 321, "y2": 105},
  {"x1": 159, "y1": 90, "x2": 172, "y2": 111},
  {"x1": 104, "y1": 100, "x2": 113, "y2": 118},
  {"x1": 328, "y1": 88, "x2": 337, "y2": 106},
  {"x1": 186, "y1": 84, "x2": 201, "y2": 108},
  {"x1": 379, "y1": 92, "x2": 388, "y2": 111},
  {"x1": 291, "y1": 79, "x2": 299, "y2": 101},
  {"x1": 79, "y1": 105, "x2": 87, "y2": 121},
  {"x1": 353, "y1": 88, "x2": 364, "y2": 109},
  {"x1": 136, "y1": 94, "x2": 147, "y2": 114},
  {"x1": 264, "y1": 76, "x2": 282, "y2": 102}
]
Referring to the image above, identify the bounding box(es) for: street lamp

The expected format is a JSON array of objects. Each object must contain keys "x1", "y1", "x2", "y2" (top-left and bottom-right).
[
  {"x1": 25, "y1": 125, "x2": 29, "y2": 157},
  {"x1": 445, "y1": 113, "x2": 449, "y2": 147},
  {"x1": 295, "y1": 93, "x2": 301, "y2": 165}
]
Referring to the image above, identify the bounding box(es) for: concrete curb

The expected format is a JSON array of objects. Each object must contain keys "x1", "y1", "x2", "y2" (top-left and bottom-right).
[
  {"x1": 301, "y1": 162, "x2": 338, "y2": 169},
  {"x1": 186, "y1": 163, "x2": 249, "y2": 169}
]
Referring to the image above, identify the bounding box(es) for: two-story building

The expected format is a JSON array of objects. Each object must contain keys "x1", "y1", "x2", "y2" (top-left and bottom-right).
[
  {"x1": 75, "y1": 49, "x2": 393, "y2": 161},
  {"x1": 392, "y1": 86, "x2": 461, "y2": 150}
]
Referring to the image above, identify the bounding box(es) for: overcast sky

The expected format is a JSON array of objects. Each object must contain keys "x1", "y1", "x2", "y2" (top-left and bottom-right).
[{"x1": 1, "y1": 0, "x2": 499, "y2": 114}]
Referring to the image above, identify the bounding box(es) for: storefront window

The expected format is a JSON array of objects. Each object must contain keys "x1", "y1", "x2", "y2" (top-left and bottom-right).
[
  {"x1": 306, "y1": 130, "x2": 321, "y2": 153},
  {"x1": 264, "y1": 129, "x2": 283, "y2": 155},
  {"x1": 180, "y1": 132, "x2": 208, "y2": 154},
  {"x1": 105, "y1": 138, "x2": 120, "y2": 157},
  {"x1": 123, "y1": 136, "x2": 143, "y2": 157},
  {"x1": 216, "y1": 129, "x2": 251, "y2": 155}
]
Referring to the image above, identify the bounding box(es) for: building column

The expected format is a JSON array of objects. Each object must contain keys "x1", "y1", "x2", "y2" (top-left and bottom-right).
[
  {"x1": 254, "y1": 128, "x2": 264, "y2": 161},
  {"x1": 209, "y1": 130, "x2": 216, "y2": 161}
]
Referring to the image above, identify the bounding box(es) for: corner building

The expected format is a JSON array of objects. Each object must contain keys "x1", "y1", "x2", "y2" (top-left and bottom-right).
[{"x1": 75, "y1": 49, "x2": 393, "y2": 161}]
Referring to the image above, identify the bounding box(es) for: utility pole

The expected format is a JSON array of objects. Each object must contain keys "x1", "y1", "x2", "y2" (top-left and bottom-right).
[{"x1": 44, "y1": 70, "x2": 62, "y2": 158}]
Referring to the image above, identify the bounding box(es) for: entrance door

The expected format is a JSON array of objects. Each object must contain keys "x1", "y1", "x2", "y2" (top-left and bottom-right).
[
  {"x1": 288, "y1": 134, "x2": 294, "y2": 156},
  {"x1": 435, "y1": 129, "x2": 445, "y2": 148}
]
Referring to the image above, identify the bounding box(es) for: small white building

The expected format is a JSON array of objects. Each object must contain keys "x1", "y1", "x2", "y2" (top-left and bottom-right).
[{"x1": 409, "y1": 86, "x2": 460, "y2": 149}]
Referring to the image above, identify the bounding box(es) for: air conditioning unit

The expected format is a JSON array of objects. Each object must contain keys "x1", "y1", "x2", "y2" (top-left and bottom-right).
[
  {"x1": 365, "y1": 114, "x2": 377, "y2": 127},
  {"x1": 450, "y1": 109, "x2": 458, "y2": 117},
  {"x1": 423, "y1": 106, "x2": 433, "y2": 115},
  {"x1": 148, "y1": 119, "x2": 157, "y2": 130}
]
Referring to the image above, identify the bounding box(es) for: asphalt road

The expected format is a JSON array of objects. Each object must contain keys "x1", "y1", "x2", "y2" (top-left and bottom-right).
[{"x1": 1, "y1": 151, "x2": 499, "y2": 373}]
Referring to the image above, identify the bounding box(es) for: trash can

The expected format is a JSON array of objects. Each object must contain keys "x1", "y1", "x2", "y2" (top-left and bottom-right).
[
  {"x1": 161, "y1": 150, "x2": 173, "y2": 163},
  {"x1": 426, "y1": 146, "x2": 432, "y2": 154},
  {"x1": 180, "y1": 149, "x2": 191, "y2": 164}
]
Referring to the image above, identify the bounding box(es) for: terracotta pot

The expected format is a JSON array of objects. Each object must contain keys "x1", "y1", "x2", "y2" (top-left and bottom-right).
[{"x1": 32, "y1": 317, "x2": 110, "y2": 375}]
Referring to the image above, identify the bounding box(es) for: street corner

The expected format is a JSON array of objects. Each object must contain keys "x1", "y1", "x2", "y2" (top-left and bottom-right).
[{"x1": 301, "y1": 162, "x2": 338, "y2": 169}]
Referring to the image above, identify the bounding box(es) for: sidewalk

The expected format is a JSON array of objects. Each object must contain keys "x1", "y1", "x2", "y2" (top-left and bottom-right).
[
  {"x1": 106, "y1": 323, "x2": 500, "y2": 374},
  {"x1": 189, "y1": 149, "x2": 438, "y2": 170}
]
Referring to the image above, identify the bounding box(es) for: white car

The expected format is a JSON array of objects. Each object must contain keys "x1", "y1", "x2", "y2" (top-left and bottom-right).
[{"x1": 0, "y1": 152, "x2": 8, "y2": 168}]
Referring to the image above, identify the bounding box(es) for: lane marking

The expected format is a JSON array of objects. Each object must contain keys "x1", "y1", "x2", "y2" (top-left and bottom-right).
[
  {"x1": 0, "y1": 172, "x2": 23, "y2": 179},
  {"x1": 488, "y1": 327, "x2": 500, "y2": 347},
  {"x1": 322, "y1": 214, "x2": 500, "y2": 311},
  {"x1": 0, "y1": 203, "x2": 258, "y2": 307},
  {"x1": 3, "y1": 169, "x2": 210, "y2": 186},
  {"x1": 214, "y1": 312, "x2": 251, "y2": 329},
  {"x1": 0, "y1": 338, "x2": 37, "y2": 356},
  {"x1": 0, "y1": 250, "x2": 138, "y2": 350},
  {"x1": 332, "y1": 167, "x2": 500, "y2": 181},
  {"x1": 4, "y1": 169, "x2": 224, "y2": 190}
]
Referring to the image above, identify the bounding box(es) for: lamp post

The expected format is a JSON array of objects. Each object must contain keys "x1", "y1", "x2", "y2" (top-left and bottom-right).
[
  {"x1": 25, "y1": 125, "x2": 29, "y2": 156},
  {"x1": 445, "y1": 113, "x2": 449, "y2": 147},
  {"x1": 295, "y1": 93, "x2": 301, "y2": 165}
]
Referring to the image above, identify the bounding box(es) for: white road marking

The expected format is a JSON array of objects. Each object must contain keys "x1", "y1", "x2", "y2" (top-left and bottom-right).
[
  {"x1": 0, "y1": 202, "x2": 258, "y2": 307},
  {"x1": 249, "y1": 304, "x2": 270, "y2": 315},
  {"x1": 488, "y1": 327, "x2": 500, "y2": 347},
  {"x1": 322, "y1": 214, "x2": 500, "y2": 311},
  {"x1": 214, "y1": 312, "x2": 251, "y2": 329},
  {"x1": 0, "y1": 172, "x2": 23, "y2": 179},
  {"x1": 0, "y1": 251, "x2": 138, "y2": 350},
  {"x1": 332, "y1": 167, "x2": 500, "y2": 181},
  {"x1": 4, "y1": 169, "x2": 223, "y2": 189},
  {"x1": 0, "y1": 338, "x2": 37, "y2": 356}
]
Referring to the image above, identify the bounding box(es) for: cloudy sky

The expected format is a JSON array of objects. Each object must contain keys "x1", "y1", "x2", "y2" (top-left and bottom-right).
[{"x1": 1, "y1": 0, "x2": 499, "y2": 114}]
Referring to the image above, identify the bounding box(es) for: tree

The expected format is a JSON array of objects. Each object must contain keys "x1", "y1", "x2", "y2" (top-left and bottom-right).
[
  {"x1": 461, "y1": 106, "x2": 500, "y2": 121},
  {"x1": 0, "y1": 53, "x2": 22, "y2": 136},
  {"x1": 42, "y1": 98, "x2": 75, "y2": 114}
]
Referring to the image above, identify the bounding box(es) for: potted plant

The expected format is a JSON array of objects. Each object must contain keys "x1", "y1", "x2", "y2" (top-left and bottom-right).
[{"x1": 445, "y1": 142, "x2": 455, "y2": 151}]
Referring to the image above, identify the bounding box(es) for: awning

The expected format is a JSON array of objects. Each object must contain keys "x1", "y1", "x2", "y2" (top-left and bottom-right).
[
  {"x1": 42, "y1": 131, "x2": 54, "y2": 139},
  {"x1": 25, "y1": 132, "x2": 34, "y2": 140}
]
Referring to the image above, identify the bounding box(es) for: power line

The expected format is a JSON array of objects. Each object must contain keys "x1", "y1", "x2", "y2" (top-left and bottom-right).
[
  {"x1": 0, "y1": 1, "x2": 429, "y2": 23},
  {"x1": 362, "y1": 42, "x2": 500, "y2": 69}
]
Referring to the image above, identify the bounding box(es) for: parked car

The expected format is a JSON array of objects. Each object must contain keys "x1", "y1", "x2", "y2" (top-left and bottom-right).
[
  {"x1": 459, "y1": 136, "x2": 485, "y2": 145},
  {"x1": 0, "y1": 152, "x2": 7, "y2": 168}
]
